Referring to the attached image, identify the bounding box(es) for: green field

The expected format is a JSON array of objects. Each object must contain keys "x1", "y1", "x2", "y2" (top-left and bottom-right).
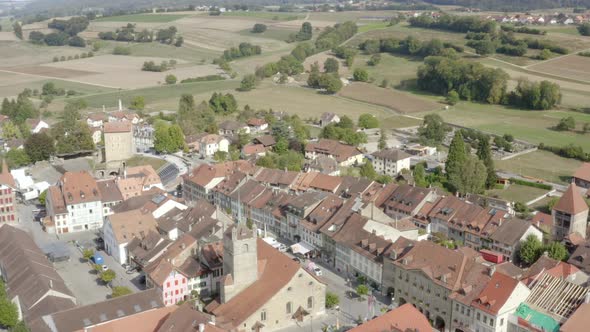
[
  {"x1": 125, "y1": 42, "x2": 220, "y2": 62},
  {"x1": 125, "y1": 155, "x2": 167, "y2": 170},
  {"x1": 238, "y1": 28, "x2": 296, "y2": 42},
  {"x1": 358, "y1": 21, "x2": 390, "y2": 33},
  {"x1": 353, "y1": 53, "x2": 422, "y2": 87},
  {"x1": 94, "y1": 14, "x2": 189, "y2": 23},
  {"x1": 222, "y1": 11, "x2": 304, "y2": 21},
  {"x1": 71, "y1": 79, "x2": 239, "y2": 109},
  {"x1": 496, "y1": 150, "x2": 582, "y2": 184},
  {"x1": 422, "y1": 102, "x2": 590, "y2": 150},
  {"x1": 487, "y1": 184, "x2": 549, "y2": 203}
]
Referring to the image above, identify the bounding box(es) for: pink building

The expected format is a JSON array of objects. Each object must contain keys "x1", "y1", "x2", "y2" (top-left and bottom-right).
[
  {"x1": 0, "y1": 160, "x2": 16, "y2": 223},
  {"x1": 162, "y1": 270, "x2": 189, "y2": 306}
]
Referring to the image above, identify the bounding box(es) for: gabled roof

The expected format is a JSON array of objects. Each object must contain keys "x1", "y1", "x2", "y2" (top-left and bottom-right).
[
  {"x1": 561, "y1": 303, "x2": 590, "y2": 332},
  {"x1": 305, "y1": 139, "x2": 362, "y2": 162},
  {"x1": 59, "y1": 171, "x2": 101, "y2": 204},
  {"x1": 372, "y1": 148, "x2": 412, "y2": 162},
  {"x1": 472, "y1": 272, "x2": 521, "y2": 315},
  {"x1": 490, "y1": 218, "x2": 535, "y2": 246},
  {"x1": 348, "y1": 303, "x2": 431, "y2": 332},
  {"x1": 553, "y1": 183, "x2": 588, "y2": 215},
  {"x1": 253, "y1": 135, "x2": 276, "y2": 147},
  {"x1": 157, "y1": 303, "x2": 224, "y2": 332},
  {"x1": 210, "y1": 239, "x2": 305, "y2": 329},
  {"x1": 108, "y1": 209, "x2": 159, "y2": 244},
  {"x1": 0, "y1": 159, "x2": 15, "y2": 188},
  {"x1": 574, "y1": 163, "x2": 590, "y2": 182}
]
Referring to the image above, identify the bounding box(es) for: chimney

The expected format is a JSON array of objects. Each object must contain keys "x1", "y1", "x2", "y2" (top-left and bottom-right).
[
  {"x1": 198, "y1": 323, "x2": 205, "y2": 332},
  {"x1": 489, "y1": 265, "x2": 496, "y2": 277}
]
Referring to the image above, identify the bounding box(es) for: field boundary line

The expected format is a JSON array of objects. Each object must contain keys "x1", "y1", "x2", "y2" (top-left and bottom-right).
[{"x1": 0, "y1": 68, "x2": 122, "y2": 89}]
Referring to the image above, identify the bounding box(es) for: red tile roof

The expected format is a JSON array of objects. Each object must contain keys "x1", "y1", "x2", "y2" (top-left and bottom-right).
[
  {"x1": 305, "y1": 139, "x2": 362, "y2": 163},
  {"x1": 472, "y1": 272, "x2": 520, "y2": 315},
  {"x1": 573, "y1": 163, "x2": 590, "y2": 183},
  {"x1": 242, "y1": 144, "x2": 265, "y2": 155},
  {"x1": 348, "y1": 303, "x2": 431, "y2": 332},
  {"x1": 104, "y1": 121, "x2": 132, "y2": 133},
  {"x1": 59, "y1": 171, "x2": 101, "y2": 204},
  {"x1": 247, "y1": 118, "x2": 266, "y2": 126},
  {"x1": 561, "y1": 303, "x2": 590, "y2": 332},
  {"x1": 554, "y1": 183, "x2": 588, "y2": 215}
]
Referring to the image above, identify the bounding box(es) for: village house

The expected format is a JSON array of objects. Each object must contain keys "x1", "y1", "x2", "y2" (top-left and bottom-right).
[
  {"x1": 304, "y1": 155, "x2": 340, "y2": 176},
  {"x1": 305, "y1": 139, "x2": 363, "y2": 167},
  {"x1": 349, "y1": 303, "x2": 431, "y2": 331},
  {"x1": 115, "y1": 165, "x2": 164, "y2": 200},
  {"x1": 133, "y1": 123, "x2": 155, "y2": 153},
  {"x1": 25, "y1": 118, "x2": 49, "y2": 134},
  {"x1": 371, "y1": 148, "x2": 412, "y2": 177},
  {"x1": 573, "y1": 162, "x2": 590, "y2": 189},
  {"x1": 103, "y1": 208, "x2": 159, "y2": 265},
  {"x1": 109, "y1": 111, "x2": 141, "y2": 124},
  {"x1": 319, "y1": 112, "x2": 340, "y2": 127},
  {"x1": 218, "y1": 120, "x2": 249, "y2": 136},
  {"x1": 96, "y1": 179, "x2": 123, "y2": 216},
  {"x1": 241, "y1": 143, "x2": 266, "y2": 158},
  {"x1": 86, "y1": 112, "x2": 107, "y2": 128},
  {"x1": 0, "y1": 160, "x2": 16, "y2": 223},
  {"x1": 186, "y1": 133, "x2": 229, "y2": 158},
  {"x1": 246, "y1": 118, "x2": 268, "y2": 132},
  {"x1": 253, "y1": 134, "x2": 276, "y2": 148},
  {"x1": 45, "y1": 171, "x2": 103, "y2": 234}
]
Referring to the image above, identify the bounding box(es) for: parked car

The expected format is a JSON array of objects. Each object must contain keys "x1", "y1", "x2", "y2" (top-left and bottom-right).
[
  {"x1": 313, "y1": 267, "x2": 322, "y2": 276},
  {"x1": 278, "y1": 244, "x2": 288, "y2": 252}
]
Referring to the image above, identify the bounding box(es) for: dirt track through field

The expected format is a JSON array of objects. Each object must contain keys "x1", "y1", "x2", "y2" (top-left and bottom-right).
[{"x1": 0, "y1": 69, "x2": 121, "y2": 89}]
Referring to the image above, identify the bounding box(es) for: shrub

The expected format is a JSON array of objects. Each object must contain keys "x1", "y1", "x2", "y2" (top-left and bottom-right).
[
  {"x1": 509, "y1": 178, "x2": 552, "y2": 190},
  {"x1": 353, "y1": 68, "x2": 368, "y2": 82},
  {"x1": 165, "y1": 74, "x2": 177, "y2": 84},
  {"x1": 252, "y1": 23, "x2": 267, "y2": 33},
  {"x1": 180, "y1": 75, "x2": 225, "y2": 83},
  {"x1": 113, "y1": 46, "x2": 131, "y2": 55}
]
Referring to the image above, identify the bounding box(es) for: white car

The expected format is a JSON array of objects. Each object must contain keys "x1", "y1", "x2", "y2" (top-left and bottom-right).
[{"x1": 314, "y1": 268, "x2": 322, "y2": 276}]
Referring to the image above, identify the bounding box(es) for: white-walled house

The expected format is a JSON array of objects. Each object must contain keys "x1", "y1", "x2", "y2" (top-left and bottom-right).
[
  {"x1": 103, "y1": 209, "x2": 158, "y2": 265},
  {"x1": 25, "y1": 119, "x2": 49, "y2": 134},
  {"x1": 305, "y1": 139, "x2": 363, "y2": 167},
  {"x1": 371, "y1": 148, "x2": 412, "y2": 176},
  {"x1": 45, "y1": 171, "x2": 104, "y2": 234}
]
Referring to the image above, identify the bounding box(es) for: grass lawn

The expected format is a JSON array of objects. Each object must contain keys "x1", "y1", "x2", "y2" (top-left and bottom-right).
[
  {"x1": 125, "y1": 155, "x2": 167, "y2": 170},
  {"x1": 347, "y1": 22, "x2": 469, "y2": 48},
  {"x1": 94, "y1": 14, "x2": 189, "y2": 23},
  {"x1": 487, "y1": 184, "x2": 549, "y2": 203},
  {"x1": 237, "y1": 28, "x2": 295, "y2": 42},
  {"x1": 71, "y1": 79, "x2": 240, "y2": 109},
  {"x1": 353, "y1": 53, "x2": 422, "y2": 87},
  {"x1": 222, "y1": 11, "x2": 304, "y2": 21},
  {"x1": 423, "y1": 102, "x2": 590, "y2": 150},
  {"x1": 496, "y1": 150, "x2": 582, "y2": 184},
  {"x1": 380, "y1": 115, "x2": 422, "y2": 129},
  {"x1": 358, "y1": 21, "x2": 390, "y2": 33}
]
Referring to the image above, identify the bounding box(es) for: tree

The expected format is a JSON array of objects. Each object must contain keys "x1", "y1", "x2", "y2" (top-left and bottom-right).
[
  {"x1": 338, "y1": 115, "x2": 354, "y2": 129},
  {"x1": 6, "y1": 150, "x2": 30, "y2": 169},
  {"x1": 209, "y1": 93, "x2": 238, "y2": 114},
  {"x1": 378, "y1": 128, "x2": 387, "y2": 150},
  {"x1": 584, "y1": 123, "x2": 590, "y2": 134},
  {"x1": 13, "y1": 22, "x2": 22, "y2": 39},
  {"x1": 545, "y1": 242, "x2": 568, "y2": 261},
  {"x1": 100, "y1": 269, "x2": 116, "y2": 284},
  {"x1": 239, "y1": 74, "x2": 257, "y2": 91},
  {"x1": 165, "y1": 74, "x2": 177, "y2": 85},
  {"x1": 358, "y1": 114, "x2": 379, "y2": 129},
  {"x1": 2, "y1": 122, "x2": 21, "y2": 140},
  {"x1": 24, "y1": 133, "x2": 55, "y2": 162},
  {"x1": 476, "y1": 137, "x2": 497, "y2": 189},
  {"x1": 445, "y1": 131, "x2": 467, "y2": 184},
  {"x1": 38, "y1": 190, "x2": 47, "y2": 205},
  {"x1": 578, "y1": 23, "x2": 590, "y2": 36},
  {"x1": 113, "y1": 46, "x2": 131, "y2": 55},
  {"x1": 448, "y1": 155, "x2": 487, "y2": 194},
  {"x1": 307, "y1": 62, "x2": 321, "y2": 88},
  {"x1": 359, "y1": 160, "x2": 377, "y2": 180},
  {"x1": 295, "y1": 22, "x2": 312, "y2": 41},
  {"x1": 556, "y1": 116, "x2": 576, "y2": 131},
  {"x1": 0, "y1": 298, "x2": 18, "y2": 328},
  {"x1": 174, "y1": 36, "x2": 184, "y2": 47},
  {"x1": 418, "y1": 114, "x2": 448, "y2": 146},
  {"x1": 537, "y1": 49, "x2": 552, "y2": 60},
  {"x1": 252, "y1": 23, "x2": 267, "y2": 33},
  {"x1": 446, "y1": 90, "x2": 460, "y2": 105},
  {"x1": 368, "y1": 54, "x2": 381, "y2": 66},
  {"x1": 414, "y1": 163, "x2": 427, "y2": 187},
  {"x1": 353, "y1": 68, "x2": 369, "y2": 82},
  {"x1": 111, "y1": 286, "x2": 133, "y2": 298},
  {"x1": 318, "y1": 74, "x2": 342, "y2": 94},
  {"x1": 274, "y1": 138, "x2": 289, "y2": 154},
  {"x1": 325, "y1": 292, "x2": 340, "y2": 309},
  {"x1": 82, "y1": 248, "x2": 94, "y2": 261},
  {"x1": 356, "y1": 284, "x2": 369, "y2": 298},
  {"x1": 68, "y1": 35, "x2": 86, "y2": 47},
  {"x1": 519, "y1": 234, "x2": 542, "y2": 265},
  {"x1": 129, "y1": 96, "x2": 145, "y2": 110},
  {"x1": 9, "y1": 320, "x2": 29, "y2": 332},
  {"x1": 324, "y1": 58, "x2": 339, "y2": 73}
]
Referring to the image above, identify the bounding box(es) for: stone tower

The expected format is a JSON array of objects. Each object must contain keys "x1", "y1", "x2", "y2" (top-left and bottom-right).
[
  {"x1": 552, "y1": 182, "x2": 589, "y2": 241},
  {"x1": 221, "y1": 223, "x2": 258, "y2": 302}
]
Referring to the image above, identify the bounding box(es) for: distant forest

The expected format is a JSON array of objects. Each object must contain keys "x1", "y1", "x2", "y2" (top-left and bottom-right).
[{"x1": 422, "y1": 0, "x2": 590, "y2": 11}]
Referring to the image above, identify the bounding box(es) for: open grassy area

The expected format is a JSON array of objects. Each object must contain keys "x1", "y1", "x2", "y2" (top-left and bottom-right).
[
  {"x1": 94, "y1": 14, "x2": 189, "y2": 23},
  {"x1": 125, "y1": 155, "x2": 167, "y2": 170},
  {"x1": 487, "y1": 184, "x2": 549, "y2": 203},
  {"x1": 125, "y1": 42, "x2": 220, "y2": 62},
  {"x1": 222, "y1": 11, "x2": 304, "y2": 21},
  {"x1": 353, "y1": 53, "x2": 422, "y2": 87},
  {"x1": 358, "y1": 21, "x2": 390, "y2": 33},
  {"x1": 71, "y1": 79, "x2": 240, "y2": 109},
  {"x1": 237, "y1": 28, "x2": 296, "y2": 42},
  {"x1": 496, "y1": 150, "x2": 582, "y2": 184},
  {"x1": 380, "y1": 115, "x2": 422, "y2": 129},
  {"x1": 423, "y1": 102, "x2": 590, "y2": 150}
]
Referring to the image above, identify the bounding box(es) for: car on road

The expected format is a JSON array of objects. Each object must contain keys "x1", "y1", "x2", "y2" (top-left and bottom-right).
[
  {"x1": 101, "y1": 265, "x2": 109, "y2": 272},
  {"x1": 313, "y1": 267, "x2": 322, "y2": 276}
]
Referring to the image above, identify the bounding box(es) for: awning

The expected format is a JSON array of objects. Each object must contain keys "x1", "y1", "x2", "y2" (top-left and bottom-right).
[{"x1": 290, "y1": 242, "x2": 314, "y2": 255}]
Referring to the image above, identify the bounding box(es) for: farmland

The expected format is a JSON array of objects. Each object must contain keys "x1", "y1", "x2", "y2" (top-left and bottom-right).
[
  {"x1": 487, "y1": 184, "x2": 549, "y2": 203},
  {"x1": 496, "y1": 150, "x2": 582, "y2": 185},
  {"x1": 339, "y1": 82, "x2": 440, "y2": 114},
  {"x1": 527, "y1": 54, "x2": 590, "y2": 83},
  {"x1": 93, "y1": 14, "x2": 190, "y2": 23}
]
